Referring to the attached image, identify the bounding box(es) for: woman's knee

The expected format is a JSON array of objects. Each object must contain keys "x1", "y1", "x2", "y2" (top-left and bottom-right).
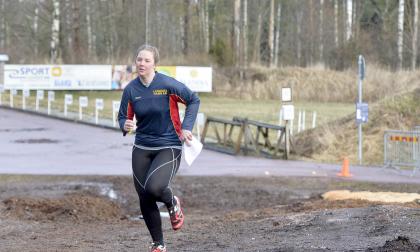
[{"x1": 144, "y1": 184, "x2": 166, "y2": 198}]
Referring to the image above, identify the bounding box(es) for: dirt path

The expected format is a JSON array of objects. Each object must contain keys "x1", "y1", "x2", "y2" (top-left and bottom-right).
[{"x1": 1, "y1": 175, "x2": 420, "y2": 251}]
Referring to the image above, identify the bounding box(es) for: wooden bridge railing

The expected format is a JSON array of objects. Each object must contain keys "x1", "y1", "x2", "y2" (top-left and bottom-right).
[{"x1": 200, "y1": 116, "x2": 291, "y2": 159}]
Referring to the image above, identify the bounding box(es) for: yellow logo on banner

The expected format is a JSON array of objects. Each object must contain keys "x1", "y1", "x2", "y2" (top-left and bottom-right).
[
  {"x1": 157, "y1": 66, "x2": 176, "y2": 78},
  {"x1": 51, "y1": 66, "x2": 62, "y2": 77},
  {"x1": 190, "y1": 69, "x2": 198, "y2": 78}
]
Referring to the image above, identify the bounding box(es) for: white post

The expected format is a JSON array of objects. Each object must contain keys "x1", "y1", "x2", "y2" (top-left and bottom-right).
[
  {"x1": 302, "y1": 110, "x2": 306, "y2": 131},
  {"x1": 47, "y1": 91, "x2": 55, "y2": 115},
  {"x1": 278, "y1": 108, "x2": 283, "y2": 138},
  {"x1": 297, "y1": 110, "x2": 302, "y2": 133},
  {"x1": 64, "y1": 94, "x2": 73, "y2": 117},
  {"x1": 10, "y1": 89, "x2": 14, "y2": 108},
  {"x1": 79, "y1": 104, "x2": 82, "y2": 120},
  {"x1": 0, "y1": 57, "x2": 8, "y2": 105},
  {"x1": 312, "y1": 111, "x2": 317, "y2": 128},
  {"x1": 79, "y1": 96, "x2": 88, "y2": 120},
  {"x1": 112, "y1": 101, "x2": 120, "y2": 127},
  {"x1": 196, "y1": 113, "x2": 205, "y2": 140},
  {"x1": 36, "y1": 90, "x2": 44, "y2": 111},
  {"x1": 290, "y1": 119, "x2": 294, "y2": 135},
  {"x1": 22, "y1": 91, "x2": 26, "y2": 110},
  {"x1": 22, "y1": 89, "x2": 30, "y2": 110},
  {"x1": 95, "y1": 98, "x2": 104, "y2": 124}
]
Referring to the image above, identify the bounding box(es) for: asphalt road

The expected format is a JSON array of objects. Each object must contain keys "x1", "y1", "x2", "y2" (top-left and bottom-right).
[{"x1": 1, "y1": 106, "x2": 419, "y2": 184}]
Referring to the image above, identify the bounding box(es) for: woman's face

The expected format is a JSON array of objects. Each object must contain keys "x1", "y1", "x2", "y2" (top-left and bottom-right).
[{"x1": 135, "y1": 50, "x2": 155, "y2": 78}]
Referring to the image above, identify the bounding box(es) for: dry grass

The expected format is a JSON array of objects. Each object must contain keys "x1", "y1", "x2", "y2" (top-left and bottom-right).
[
  {"x1": 213, "y1": 65, "x2": 420, "y2": 102},
  {"x1": 294, "y1": 88, "x2": 420, "y2": 165}
]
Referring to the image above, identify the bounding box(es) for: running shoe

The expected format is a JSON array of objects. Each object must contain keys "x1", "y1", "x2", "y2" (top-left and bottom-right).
[
  {"x1": 150, "y1": 242, "x2": 166, "y2": 252},
  {"x1": 169, "y1": 196, "x2": 184, "y2": 230}
]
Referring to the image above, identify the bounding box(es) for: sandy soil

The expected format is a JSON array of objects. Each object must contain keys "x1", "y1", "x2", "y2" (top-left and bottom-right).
[{"x1": 1, "y1": 175, "x2": 420, "y2": 252}]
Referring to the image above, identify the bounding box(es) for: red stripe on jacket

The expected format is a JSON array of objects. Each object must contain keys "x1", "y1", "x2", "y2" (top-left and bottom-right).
[
  {"x1": 169, "y1": 94, "x2": 186, "y2": 138},
  {"x1": 127, "y1": 101, "x2": 134, "y2": 120}
]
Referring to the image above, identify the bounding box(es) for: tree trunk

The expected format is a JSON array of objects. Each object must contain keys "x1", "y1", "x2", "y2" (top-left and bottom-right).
[
  {"x1": 65, "y1": 0, "x2": 73, "y2": 62},
  {"x1": 309, "y1": 0, "x2": 314, "y2": 65},
  {"x1": 91, "y1": 0, "x2": 97, "y2": 62},
  {"x1": 346, "y1": 0, "x2": 352, "y2": 41},
  {"x1": 319, "y1": 0, "x2": 324, "y2": 63},
  {"x1": 412, "y1": 0, "x2": 418, "y2": 70},
  {"x1": 334, "y1": 0, "x2": 338, "y2": 48},
  {"x1": 0, "y1": 0, "x2": 4, "y2": 50},
  {"x1": 86, "y1": 0, "x2": 93, "y2": 59},
  {"x1": 242, "y1": 0, "x2": 248, "y2": 67},
  {"x1": 268, "y1": 0, "x2": 275, "y2": 67},
  {"x1": 73, "y1": 0, "x2": 82, "y2": 62},
  {"x1": 50, "y1": 0, "x2": 60, "y2": 63},
  {"x1": 296, "y1": 9, "x2": 302, "y2": 66},
  {"x1": 145, "y1": 0, "x2": 150, "y2": 44},
  {"x1": 199, "y1": 0, "x2": 209, "y2": 53},
  {"x1": 33, "y1": 1, "x2": 39, "y2": 58},
  {"x1": 397, "y1": 0, "x2": 405, "y2": 70},
  {"x1": 182, "y1": 0, "x2": 190, "y2": 55},
  {"x1": 273, "y1": 1, "x2": 281, "y2": 67},
  {"x1": 253, "y1": 10, "x2": 262, "y2": 65},
  {"x1": 234, "y1": 0, "x2": 241, "y2": 66}
]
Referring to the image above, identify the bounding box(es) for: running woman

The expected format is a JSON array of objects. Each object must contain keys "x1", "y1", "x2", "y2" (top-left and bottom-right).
[{"x1": 118, "y1": 45, "x2": 200, "y2": 252}]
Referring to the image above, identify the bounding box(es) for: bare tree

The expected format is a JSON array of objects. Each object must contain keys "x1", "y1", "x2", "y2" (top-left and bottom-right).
[
  {"x1": 346, "y1": 0, "x2": 352, "y2": 41},
  {"x1": 334, "y1": 0, "x2": 338, "y2": 48},
  {"x1": 273, "y1": 0, "x2": 281, "y2": 66},
  {"x1": 412, "y1": 0, "x2": 418, "y2": 69},
  {"x1": 33, "y1": 1, "x2": 39, "y2": 58},
  {"x1": 199, "y1": 0, "x2": 210, "y2": 53},
  {"x1": 397, "y1": 0, "x2": 405, "y2": 70},
  {"x1": 242, "y1": 0, "x2": 248, "y2": 67},
  {"x1": 86, "y1": 0, "x2": 93, "y2": 59},
  {"x1": 319, "y1": 0, "x2": 324, "y2": 62},
  {"x1": 50, "y1": 0, "x2": 60, "y2": 63},
  {"x1": 145, "y1": 0, "x2": 150, "y2": 44},
  {"x1": 65, "y1": 0, "x2": 72, "y2": 61},
  {"x1": 234, "y1": 0, "x2": 241, "y2": 66},
  {"x1": 296, "y1": 9, "x2": 303, "y2": 66},
  {"x1": 0, "y1": 0, "x2": 4, "y2": 50},
  {"x1": 253, "y1": 8, "x2": 262, "y2": 64},
  {"x1": 268, "y1": 0, "x2": 275, "y2": 67},
  {"x1": 181, "y1": 0, "x2": 190, "y2": 55},
  {"x1": 73, "y1": 0, "x2": 82, "y2": 62}
]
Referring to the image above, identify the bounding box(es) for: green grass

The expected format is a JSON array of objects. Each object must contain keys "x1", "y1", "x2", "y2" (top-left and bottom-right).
[{"x1": 1, "y1": 90, "x2": 354, "y2": 128}]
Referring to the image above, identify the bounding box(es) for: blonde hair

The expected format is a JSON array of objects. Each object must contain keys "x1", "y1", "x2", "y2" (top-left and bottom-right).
[{"x1": 134, "y1": 44, "x2": 160, "y2": 64}]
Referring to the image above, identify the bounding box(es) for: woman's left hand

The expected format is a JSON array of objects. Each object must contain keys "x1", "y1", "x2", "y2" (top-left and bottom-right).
[{"x1": 181, "y1": 130, "x2": 193, "y2": 145}]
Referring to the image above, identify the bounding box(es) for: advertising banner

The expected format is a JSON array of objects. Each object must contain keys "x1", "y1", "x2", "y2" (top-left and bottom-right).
[
  {"x1": 175, "y1": 66, "x2": 212, "y2": 92},
  {"x1": 5, "y1": 64, "x2": 212, "y2": 92},
  {"x1": 112, "y1": 65, "x2": 212, "y2": 92},
  {"x1": 5, "y1": 65, "x2": 112, "y2": 90}
]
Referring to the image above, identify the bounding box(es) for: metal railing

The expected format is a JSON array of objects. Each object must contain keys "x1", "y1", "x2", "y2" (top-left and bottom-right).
[
  {"x1": 201, "y1": 116, "x2": 291, "y2": 159},
  {"x1": 384, "y1": 129, "x2": 420, "y2": 176}
]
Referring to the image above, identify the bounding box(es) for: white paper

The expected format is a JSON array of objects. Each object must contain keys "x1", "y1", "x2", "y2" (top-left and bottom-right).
[{"x1": 183, "y1": 136, "x2": 203, "y2": 166}]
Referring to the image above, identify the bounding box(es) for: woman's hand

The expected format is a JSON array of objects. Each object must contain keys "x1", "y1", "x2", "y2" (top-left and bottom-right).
[
  {"x1": 181, "y1": 129, "x2": 193, "y2": 145},
  {"x1": 124, "y1": 119, "x2": 135, "y2": 132}
]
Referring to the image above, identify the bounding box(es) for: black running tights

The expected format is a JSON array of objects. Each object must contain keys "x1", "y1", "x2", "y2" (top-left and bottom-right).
[{"x1": 132, "y1": 147, "x2": 182, "y2": 245}]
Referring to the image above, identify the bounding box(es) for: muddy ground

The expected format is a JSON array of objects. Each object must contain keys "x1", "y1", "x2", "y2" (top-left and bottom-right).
[{"x1": 0, "y1": 175, "x2": 420, "y2": 252}]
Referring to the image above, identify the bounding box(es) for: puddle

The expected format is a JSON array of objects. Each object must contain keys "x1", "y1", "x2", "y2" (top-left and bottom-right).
[
  {"x1": 129, "y1": 211, "x2": 170, "y2": 221},
  {"x1": 0, "y1": 128, "x2": 47, "y2": 132},
  {"x1": 13, "y1": 138, "x2": 60, "y2": 144},
  {"x1": 67, "y1": 182, "x2": 119, "y2": 201}
]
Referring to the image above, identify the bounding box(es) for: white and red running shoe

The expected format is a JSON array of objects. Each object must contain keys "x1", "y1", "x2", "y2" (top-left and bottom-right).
[
  {"x1": 150, "y1": 242, "x2": 166, "y2": 252},
  {"x1": 169, "y1": 196, "x2": 184, "y2": 230}
]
